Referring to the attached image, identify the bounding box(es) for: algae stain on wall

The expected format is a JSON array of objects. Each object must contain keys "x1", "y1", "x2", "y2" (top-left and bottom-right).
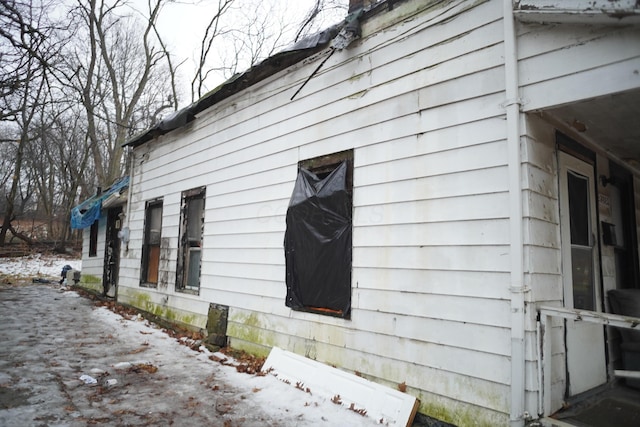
[
  {"x1": 124, "y1": 290, "x2": 200, "y2": 329},
  {"x1": 227, "y1": 311, "x2": 277, "y2": 354},
  {"x1": 78, "y1": 274, "x2": 102, "y2": 292},
  {"x1": 415, "y1": 388, "x2": 508, "y2": 427}
]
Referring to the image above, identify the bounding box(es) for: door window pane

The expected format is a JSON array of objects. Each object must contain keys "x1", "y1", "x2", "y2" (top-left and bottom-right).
[
  {"x1": 567, "y1": 171, "x2": 590, "y2": 246},
  {"x1": 571, "y1": 246, "x2": 594, "y2": 310}
]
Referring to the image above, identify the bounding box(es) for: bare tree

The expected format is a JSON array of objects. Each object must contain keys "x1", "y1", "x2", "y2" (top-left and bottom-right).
[
  {"x1": 295, "y1": 0, "x2": 348, "y2": 42},
  {"x1": 189, "y1": 0, "x2": 348, "y2": 100},
  {"x1": 191, "y1": 0, "x2": 235, "y2": 101},
  {"x1": 65, "y1": 0, "x2": 178, "y2": 187},
  {"x1": 23, "y1": 102, "x2": 94, "y2": 247},
  {"x1": 0, "y1": 0, "x2": 62, "y2": 246},
  {"x1": 217, "y1": 1, "x2": 291, "y2": 79}
]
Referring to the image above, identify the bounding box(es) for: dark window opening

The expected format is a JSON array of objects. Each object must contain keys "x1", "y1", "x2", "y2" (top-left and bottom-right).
[
  {"x1": 141, "y1": 199, "x2": 163, "y2": 287},
  {"x1": 89, "y1": 220, "x2": 99, "y2": 257},
  {"x1": 177, "y1": 187, "x2": 205, "y2": 293},
  {"x1": 608, "y1": 161, "x2": 640, "y2": 290},
  {"x1": 284, "y1": 150, "x2": 353, "y2": 318}
]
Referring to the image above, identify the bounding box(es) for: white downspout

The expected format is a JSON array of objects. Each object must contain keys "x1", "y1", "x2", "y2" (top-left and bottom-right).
[{"x1": 503, "y1": 1, "x2": 526, "y2": 426}]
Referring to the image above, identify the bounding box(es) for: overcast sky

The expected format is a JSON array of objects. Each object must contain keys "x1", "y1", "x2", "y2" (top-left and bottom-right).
[{"x1": 131, "y1": 0, "x2": 348, "y2": 98}]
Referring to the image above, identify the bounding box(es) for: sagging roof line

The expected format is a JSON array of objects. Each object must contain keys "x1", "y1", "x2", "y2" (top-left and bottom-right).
[{"x1": 122, "y1": 2, "x2": 392, "y2": 149}]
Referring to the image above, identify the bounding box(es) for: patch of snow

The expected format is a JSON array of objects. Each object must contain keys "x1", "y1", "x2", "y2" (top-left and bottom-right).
[
  {"x1": 79, "y1": 374, "x2": 97, "y2": 385},
  {"x1": 0, "y1": 254, "x2": 81, "y2": 279}
]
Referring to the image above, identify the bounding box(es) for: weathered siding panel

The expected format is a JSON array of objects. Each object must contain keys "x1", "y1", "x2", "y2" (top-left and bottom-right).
[
  {"x1": 520, "y1": 113, "x2": 565, "y2": 413},
  {"x1": 79, "y1": 217, "x2": 106, "y2": 292},
  {"x1": 519, "y1": 23, "x2": 640, "y2": 111}
]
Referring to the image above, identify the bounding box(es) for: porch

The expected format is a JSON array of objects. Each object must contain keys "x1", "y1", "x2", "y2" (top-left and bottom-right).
[{"x1": 538, "y1": 305, "x2": 640, "y2": 427}]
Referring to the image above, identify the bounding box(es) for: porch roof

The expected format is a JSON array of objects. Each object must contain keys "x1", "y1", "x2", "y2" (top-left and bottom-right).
[{"x1": 70, "y1": 176, "x2": 130, "y2": 230}]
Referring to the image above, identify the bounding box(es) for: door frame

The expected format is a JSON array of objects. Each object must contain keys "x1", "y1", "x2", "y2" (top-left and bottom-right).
[
  {"x1": 103, "y1": 206, "x2": 122, "y2": 298},
  {"x1": 557, "y1": 148, "x2": 608, "y2": 397}
]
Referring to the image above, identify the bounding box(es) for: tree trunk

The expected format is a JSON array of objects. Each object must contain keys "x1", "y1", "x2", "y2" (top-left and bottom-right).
[{"x1": 0, "y1": 131, "x2": 27, "y2": 246}]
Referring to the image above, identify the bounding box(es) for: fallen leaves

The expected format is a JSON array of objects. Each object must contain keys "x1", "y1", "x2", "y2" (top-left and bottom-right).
[
  {"x1": 92, "y1": 298, "x2": 138, "y2": 319},
  {"x1": 348, "y1": 402, "x2": 367, "y2": 416},
  {"x1": 208, "y1": 347, "x2": 266, "y2": 376},
  {"x1": 295, "y1": 381, "x2": 311, "y2": 394},
  {"x1": 127, "y1": 362, "x2": 158, "y2": 374},
  {"x1": 129, "y1": 342, "x2": 150, "y2": 354}
]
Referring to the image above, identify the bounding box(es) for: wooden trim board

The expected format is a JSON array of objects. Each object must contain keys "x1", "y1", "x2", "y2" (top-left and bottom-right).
[{"x1": 262, "y1": 346, "x2": 419, "y2": 426}]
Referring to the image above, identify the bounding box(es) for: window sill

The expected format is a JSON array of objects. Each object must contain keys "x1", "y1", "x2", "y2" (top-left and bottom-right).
[
  {"x1": 139, "y1": 282, "x2": 157, "y2": 289},
  {"x1": 176, "y1": 287, "x2": 200, "y2": 296}
]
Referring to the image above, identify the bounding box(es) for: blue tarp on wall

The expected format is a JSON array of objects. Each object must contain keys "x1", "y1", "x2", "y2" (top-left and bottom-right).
[{"x1": 70, "y1": 176, "x2": 129, "y2": 229}]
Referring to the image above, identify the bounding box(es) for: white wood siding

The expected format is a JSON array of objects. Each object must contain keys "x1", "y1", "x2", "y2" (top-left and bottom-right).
[
  {"x1": 120, "y1": 1, "x2": 512, "y2": 424},
  {"x1": 79, "y1": 217, "x2": 105, "y2": 292},
  {"x1": 519, "y1": 22, "x2": 640, "y2": 112},
  {"x1": 521, "y1": 113, "x2": 565, "y2": 414}
]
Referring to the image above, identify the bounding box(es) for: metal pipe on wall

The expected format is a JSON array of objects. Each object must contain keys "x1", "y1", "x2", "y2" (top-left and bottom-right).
[{"x1": 503, "y1": 0, "x2": 527, "y2": 426}]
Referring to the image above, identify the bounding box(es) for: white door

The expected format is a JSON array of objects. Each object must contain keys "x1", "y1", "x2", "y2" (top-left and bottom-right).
[{"x1": 558, "y1": 151, "x2": 607, "y2": 396}]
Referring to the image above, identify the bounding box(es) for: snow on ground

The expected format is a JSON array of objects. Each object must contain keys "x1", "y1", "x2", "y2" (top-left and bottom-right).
[
  {"x1": 90, "y1": 305, "x2": 379, "y2": 426},
  {"x1": 0, "y1": 253, "x2": 81, "y2": 279}
]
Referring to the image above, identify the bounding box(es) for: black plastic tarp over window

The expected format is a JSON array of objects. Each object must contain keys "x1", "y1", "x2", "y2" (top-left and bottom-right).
[{"x1": 284, "y1": 161, "x2": 352, "y2": 318}]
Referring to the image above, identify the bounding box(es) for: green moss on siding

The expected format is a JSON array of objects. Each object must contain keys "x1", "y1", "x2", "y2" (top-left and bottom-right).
[
  {"x1": 80, "y1": 274, "x2": 101, "y2": 284},
  {"x1": 415, "y1": 391, "x2": 508, "y2": 427},
  {"x1": 227, "y1": 311, "x2": 276, "y2": 351},
  {"x1": 122, "y1": 290, "x2": 202, "y2": 330},
  {"x1": 228, "y1": 337, "x2": 271, "y2": 359},
  {"x1": 77, "y1": 274, "x2": 102, "y2": 292}
]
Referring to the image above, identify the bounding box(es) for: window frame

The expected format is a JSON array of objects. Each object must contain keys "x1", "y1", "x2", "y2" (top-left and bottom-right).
[
  {"x1": 285, "y1": 149, "x2": 354, "y2": 318},
  {"x1": 176, "y1": 187, "x2": 206, "y2": 294},
  {"x1": 141, "y1": 198, "x2": 163, "y2": 287}
]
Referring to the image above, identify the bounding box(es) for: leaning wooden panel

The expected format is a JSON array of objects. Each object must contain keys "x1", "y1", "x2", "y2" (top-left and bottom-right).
[{"x1": 262, "y1": 346, "x2": 419, "y2": 426}]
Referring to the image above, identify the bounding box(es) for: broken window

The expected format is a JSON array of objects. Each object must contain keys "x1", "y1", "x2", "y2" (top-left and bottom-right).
[
  {"x1": 89, "y1": 220, "x2": 98, "y2": 257},
  {"x1": 176, "y1": 187, "x2": 205, "y2": 293},
  {"x1": 141, "y1": 199, "x2": 163, "y2": 287},
  {"x1": 284, "y1": 150, "x2": 353, "y2": 318}
]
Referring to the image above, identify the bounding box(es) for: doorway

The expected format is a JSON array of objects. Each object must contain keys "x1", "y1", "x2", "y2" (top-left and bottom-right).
[
  {"x1": 558, "y1": 150, "x2": 607, "y2": 396},
  {"x1": 103, "y1": 207, "x2": 122, "y2": 298}
]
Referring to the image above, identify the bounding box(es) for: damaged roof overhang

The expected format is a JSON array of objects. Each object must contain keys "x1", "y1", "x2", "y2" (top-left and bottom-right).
[
  {"x1": 123, "y1": 47, "x2": 331, "y2": 148},
  {"x1": 121, "y1": 0, "x2": 402, "y2": 149},
  {"x1": 123, "y1": 19, "x2": 351, "y2": 148}
]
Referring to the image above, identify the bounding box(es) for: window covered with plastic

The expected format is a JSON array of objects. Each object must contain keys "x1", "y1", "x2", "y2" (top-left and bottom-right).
[{"x1": 284, "y1": 155, "x2": 353, "y2": 318}]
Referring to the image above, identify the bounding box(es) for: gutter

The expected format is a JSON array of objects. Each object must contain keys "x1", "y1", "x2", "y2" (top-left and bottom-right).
[{"x1": 503, "y1": 1, "x2": 527, "y2": 426}]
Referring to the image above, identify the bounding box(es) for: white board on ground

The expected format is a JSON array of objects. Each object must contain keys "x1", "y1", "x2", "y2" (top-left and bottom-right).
[{"x1": 262, "y1": 346, "x2": 419, "y2": 426}]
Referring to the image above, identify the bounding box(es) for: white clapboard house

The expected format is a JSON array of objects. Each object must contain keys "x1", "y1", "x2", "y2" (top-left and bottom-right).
[{"x1": 94, "y1": 0, "x2": 640, "y2": 425}]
